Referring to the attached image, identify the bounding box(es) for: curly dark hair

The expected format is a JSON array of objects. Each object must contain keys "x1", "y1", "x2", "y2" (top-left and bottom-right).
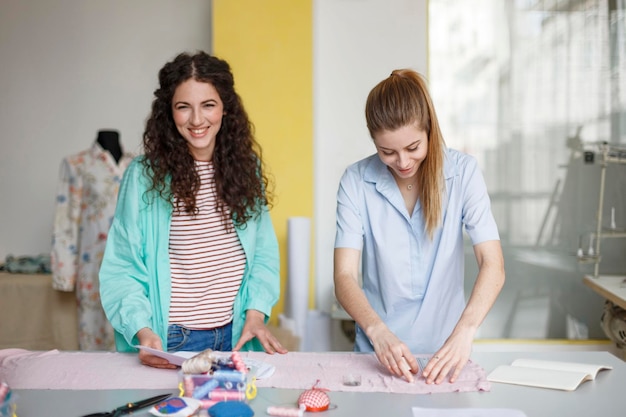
[{"x1": 142, "y1": 51, "x2": 273, "y2": 227}]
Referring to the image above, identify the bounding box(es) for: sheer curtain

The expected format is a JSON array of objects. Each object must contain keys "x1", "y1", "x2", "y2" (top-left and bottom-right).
[{"x1": 430, "y1": 0, "x2": 626, "y2": 340}]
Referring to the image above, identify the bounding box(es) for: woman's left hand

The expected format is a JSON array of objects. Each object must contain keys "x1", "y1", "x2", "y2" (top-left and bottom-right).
[
  {"x1": 420, "y1": 327, "x2": 474, "y2": 384},
  {"x1": 232, "y1": 309, "x2": 288, "y2": 354}
]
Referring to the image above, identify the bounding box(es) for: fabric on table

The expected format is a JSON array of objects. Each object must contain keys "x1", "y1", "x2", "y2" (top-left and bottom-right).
[
  {"x1": 0, "y1": 349, "x2": 490, "y2": 394},
  {"x1": 0, "y1": 349, "x2": 178, "y2": 390},
  {"x1": 242, "y1": 352, "x2": 491, "y2": 394}
]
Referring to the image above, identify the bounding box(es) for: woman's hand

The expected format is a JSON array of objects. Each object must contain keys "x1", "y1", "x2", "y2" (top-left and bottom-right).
[
  {"x1": 368, "y1": 322, "x2": 419, "y2": 382},
  {"x1": 233, "y1": 310, "x2": 288, "y2": 354},
  {"x1": 136, "y1": 327, "x2": 178, "y2": 369},
  {"x1": 420, "y1": 326, "x2": 474, "y2": 384},
  {"x1": 421, "y1": 240, "x2": 504, "y2": 384}
]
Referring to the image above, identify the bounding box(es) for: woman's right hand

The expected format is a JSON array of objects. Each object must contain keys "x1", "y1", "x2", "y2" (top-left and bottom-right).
[
  {"x1": 136, "y1": 327, "x2": 178, "y2": 369},
  {"x1": 367, "y1": 322, "x2": 419, "y2": 383}
]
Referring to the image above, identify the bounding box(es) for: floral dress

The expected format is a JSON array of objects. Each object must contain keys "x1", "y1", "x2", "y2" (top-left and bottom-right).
[{"x1": 51, "y1": 141, "x2": 134, "y2": 350}]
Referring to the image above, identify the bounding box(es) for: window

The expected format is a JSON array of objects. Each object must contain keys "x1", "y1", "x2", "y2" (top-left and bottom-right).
[{"x1": 430, "y1": 0, "x2": 626, "y2": 340}]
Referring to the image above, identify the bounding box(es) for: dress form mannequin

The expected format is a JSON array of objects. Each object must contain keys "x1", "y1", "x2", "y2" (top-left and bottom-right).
[
  {"x1": 52, "y1": 130, "x2": 134, "y2": 350},
  {"x1": 96, "y1": 130, "x2": 122, "y2": 164}
]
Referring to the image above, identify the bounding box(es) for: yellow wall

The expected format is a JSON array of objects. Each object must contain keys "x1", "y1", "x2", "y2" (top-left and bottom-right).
[{"x1": 212, "y1": 1, "x2": 314, "y2": 323}]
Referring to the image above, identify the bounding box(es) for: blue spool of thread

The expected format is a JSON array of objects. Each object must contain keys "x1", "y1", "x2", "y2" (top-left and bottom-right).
[{"x1": 193, "y1": 378, "x2": 220, "y2": 399}]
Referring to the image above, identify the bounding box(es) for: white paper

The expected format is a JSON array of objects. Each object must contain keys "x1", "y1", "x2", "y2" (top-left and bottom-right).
[
  {"x1": 285, "y1": 217, "x2": 311, "y2": 344},
  {"x1": 134, "y1": 346, "x2": 196, "y2": 366},
  {"x1": 487, "y1": 359, "x2": 612, "y2": 391},
  {"x1": 412, "y1": 407, "x2": 527, "y2": 417},
  {"x1": 510, "y1": 358, "x2": 612, "y2": 377}
]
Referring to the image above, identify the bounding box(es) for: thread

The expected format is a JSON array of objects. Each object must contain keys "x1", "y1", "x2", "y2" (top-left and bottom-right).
[
  {"x1": 212, "y1": 370, "x2": 246, "y2": 384},
  {"x1": 192, "y1": 378, "x2": 220, "y2": 399},
  {"x1": 208, "y1": 388, "x2": 247, "y2": 401},
  {"x1": 588, "y1": 234, "x2": 595, "y2": 256},
  {"x1": 182, "y1": 349, "x2": 215, "y2": 374},
  {"x1": 0, "y1": 382, "x2": 9, "y2": 403},
  {"x1": 266, "y1": 405, "x2": 306, "y2": 417},
  {"x1": 183, "y1": 376, "x2": 195, "y2": 397},
  {"x1": 611, "y1": 207, "x2": 617, "y2": 229},
  {"x1": 231, "y1": 351, "x2": 247, "y2": 373},
  {"x1": 199, "y1": 399, "x2": 219, "y2": 409}
]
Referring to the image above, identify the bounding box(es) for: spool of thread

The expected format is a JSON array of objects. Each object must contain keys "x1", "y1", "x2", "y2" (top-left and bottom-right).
[
  {"x1": 183, "y1": 376, "x2": 195, "y2": 397},
  {"x1": 577, "y1": 235, "x2": 584, "y2": 258},
  {"x1": 588, "y1": 234, "x2": 595, "y2": 256},
  {"x1": 611, "y1": 207, "x2": 617, "y2": 229},
  {"x1": 208, "y1": 389, "x2": 247, "y2": 401},
  {"x1": 231, "y1": 351, "x2": 247, "y2": 373},
  {"x1": 266, "y1": 405, "x2": 306, "y2": 417},
  {"x1": 193, "y1": 378, "x2": 220, "y2": 399},
  {"x1": 182, "y1": 349, "x2": 215, "y2": 374},
  {"x1": 212, "y1": 370, "x2": 246, "y2": 384},
  {"x1": 199, "y1": 399, "x2": 219, "y2": 409},
  {"x1": 0, "y1": 382, "x2": 9, "y2": 403}
]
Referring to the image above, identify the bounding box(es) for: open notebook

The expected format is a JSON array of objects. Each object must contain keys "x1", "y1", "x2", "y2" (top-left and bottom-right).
[{"x1": 487, "y1": 358, "x2": 612, "y2": 391}]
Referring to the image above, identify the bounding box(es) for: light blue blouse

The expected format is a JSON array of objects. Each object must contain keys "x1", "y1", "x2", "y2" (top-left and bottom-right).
[{"x1": 335, "y1": 148, "x2": 500, "y2": 354}]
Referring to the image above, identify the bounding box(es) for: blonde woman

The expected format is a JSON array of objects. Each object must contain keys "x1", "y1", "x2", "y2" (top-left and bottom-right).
[{"x1": 334, "y1": 69, "x2": 505, "y2": 384}]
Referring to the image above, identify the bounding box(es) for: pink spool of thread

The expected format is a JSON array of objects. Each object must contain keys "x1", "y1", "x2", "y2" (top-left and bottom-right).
[
  {"x1": 231, "y1": 351, "x2": 247, "y2": 373},
  {"x1": 199, "y1": 399, "x2": 219, "y2": 409},
  {"x1": 266, "y1": 405, "x2": 306, "y2": 417},
  {"x1": 0, "y1": 382, "x2": 9, "y2": 403},
  {"x1": 207, "y1": 388, "x2": 246, "y2": 401},
  {"x1": 183, "y1": 375, "x2": 195, "y2": 396}
]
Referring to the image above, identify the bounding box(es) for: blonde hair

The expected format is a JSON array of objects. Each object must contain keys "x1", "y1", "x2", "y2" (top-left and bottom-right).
[{"x1": 365, "y1": 69, "x2": 445, "y2": 238}]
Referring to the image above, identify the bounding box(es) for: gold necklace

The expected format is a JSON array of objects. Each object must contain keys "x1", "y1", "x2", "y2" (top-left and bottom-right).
[{"x1": 407, "y1": 184, "x2": 413, "y2": 190}]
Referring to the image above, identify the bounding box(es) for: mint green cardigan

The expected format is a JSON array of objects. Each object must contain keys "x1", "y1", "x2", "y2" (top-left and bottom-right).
[{"x1": 99, "y1": 158, "x2": 279, "y2": 352}]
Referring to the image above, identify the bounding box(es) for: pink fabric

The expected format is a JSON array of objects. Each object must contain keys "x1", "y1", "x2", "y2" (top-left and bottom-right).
[
  {"x1": 0, "y1": 349, "x2": 178, "y2": 390},
  {"x1": 0, "y1": 349, "x2": 490, "y2": 394},
  {"x1": 241, "y1": 352, "x2": 491, "y2": 394}
]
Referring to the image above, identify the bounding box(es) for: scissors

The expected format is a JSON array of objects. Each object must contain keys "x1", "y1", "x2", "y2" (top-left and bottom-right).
[{"x1": 80, "y1": 393, "x2": 172, "y2": 417}]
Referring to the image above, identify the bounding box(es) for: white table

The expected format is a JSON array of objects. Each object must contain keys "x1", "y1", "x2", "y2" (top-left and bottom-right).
[
  {"x1": 583, "y1": 274, "x2": 626, "y2": 310},
  {"x1": 10, "y1": 350, "x2": 625, "y2": 417}
]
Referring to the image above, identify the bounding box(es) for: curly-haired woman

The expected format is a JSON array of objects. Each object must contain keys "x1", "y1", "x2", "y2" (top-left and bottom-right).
[{"x1": 100, "y1": 51, "x2": 286, "y2": 368}]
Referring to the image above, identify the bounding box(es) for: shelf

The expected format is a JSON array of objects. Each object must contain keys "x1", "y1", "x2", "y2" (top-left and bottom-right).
[
  {"x1": 599, "y1": 228, "x2": 626, "y2": 238},
  {"x1": 604, "y1": 155, "x2": 626, "y2": 164},
  {"x1": 577, "y1": 254, "x2": 601, "y2": 264}
]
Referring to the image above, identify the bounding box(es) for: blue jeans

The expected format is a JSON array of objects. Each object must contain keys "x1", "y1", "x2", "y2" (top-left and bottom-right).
[{"x1": 167, "y1": 322, "x2": 233, "y2": 352}]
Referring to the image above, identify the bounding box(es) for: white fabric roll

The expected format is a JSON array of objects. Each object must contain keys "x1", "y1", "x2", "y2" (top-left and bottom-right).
[
  {"x1": 303, "y1": 310, "x2": 332, "y2": 351},
  {"x1": 286, "y1": 217, "x2": 311, "y2": 343}
]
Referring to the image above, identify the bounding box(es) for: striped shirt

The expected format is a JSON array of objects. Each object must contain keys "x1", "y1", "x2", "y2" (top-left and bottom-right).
[{"x1": 168, "y1": 161, "x2": 246, "y2": 329}]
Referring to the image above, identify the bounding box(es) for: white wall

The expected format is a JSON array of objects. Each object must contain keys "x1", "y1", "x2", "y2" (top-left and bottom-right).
[
  {"x1": 313, "y1": 0, "x2": 428, "y2": 312},
  {"x1": 1, "y1": 0, "x2": 429, "y2": 316},
  {"x1": 0, "y1": 0, "x2": 212, "y2": 260}
]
